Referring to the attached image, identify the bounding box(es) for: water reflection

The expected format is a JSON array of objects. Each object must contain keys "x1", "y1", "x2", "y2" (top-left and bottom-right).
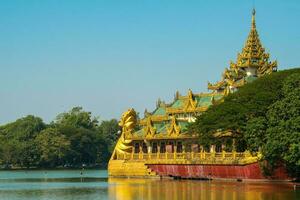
[
  {"x1": 108, "y1": 178, "x2": 299, "y2": 200},
  {"x1": 0, "y1": 188, "x2": 108, "y2": 200},
  {"x1": 0, "y1": 170, "x2": 298, "y2": 200}
]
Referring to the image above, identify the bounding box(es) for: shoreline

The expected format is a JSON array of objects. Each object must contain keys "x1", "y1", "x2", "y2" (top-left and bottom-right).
[{"x1": 0, "y1": 167, "x2": 107, "y2": 171}]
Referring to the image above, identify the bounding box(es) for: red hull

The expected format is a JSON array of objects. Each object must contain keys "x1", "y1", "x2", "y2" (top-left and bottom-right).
[{"x1": 148, "y1": 163, "x2": 290, "y2": 180}]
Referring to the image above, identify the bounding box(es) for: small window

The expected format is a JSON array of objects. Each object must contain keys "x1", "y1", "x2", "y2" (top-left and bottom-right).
[
  {"x1": 152, "y1": 142, "x2": 158, "y2": 153},
  {"x1": 160, "y1": 142, "x2": 166, "y2": 153},
  {"x1": 177, "y1": 142, "x2": 183, "y2": 153},
  {"x1": 134, "y1": 143, "x2": 139, "y2": 153},
  {"x1": 142, "y1": 142, "x2": 148, "y2": 153}
]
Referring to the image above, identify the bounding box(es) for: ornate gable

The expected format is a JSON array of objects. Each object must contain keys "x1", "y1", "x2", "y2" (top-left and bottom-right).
[
  {"x1": 184, "y1": 89, "x2": 197, "y2": 112},
  {"x1": 167, "y1": 116, "x2": 181, "y2": 136},
  {"x1": 144, "y1": 117, "x2": 156, "y2": 137}
]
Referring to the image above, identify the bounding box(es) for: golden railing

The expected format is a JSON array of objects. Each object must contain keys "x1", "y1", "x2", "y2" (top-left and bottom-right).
[{"x1": 115, "y1": 151, "x2": 261, "y2": 165}]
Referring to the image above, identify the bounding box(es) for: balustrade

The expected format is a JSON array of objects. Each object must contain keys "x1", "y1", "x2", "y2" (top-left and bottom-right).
[{"x1": 117, "y1": 150, "x2": 259, "y2": 165}]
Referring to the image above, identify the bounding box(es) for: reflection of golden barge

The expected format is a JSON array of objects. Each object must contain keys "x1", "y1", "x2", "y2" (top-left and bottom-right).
[{"x1": 108, "y1": 10, "x2": 289, "y2": 180}]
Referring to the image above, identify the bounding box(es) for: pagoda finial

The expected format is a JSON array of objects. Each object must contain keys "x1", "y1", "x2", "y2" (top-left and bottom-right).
[
  {"x1": 207, "y1": 7, "x2": 277, "y2": 94},
  {"x1": 251, "y1": 8, "x2": 256, "y2": 30}
]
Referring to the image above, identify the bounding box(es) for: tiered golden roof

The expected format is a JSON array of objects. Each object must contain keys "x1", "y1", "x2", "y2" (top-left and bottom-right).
[{"x1": 208, "y1": 9, "x2": 277, "y2": 95}]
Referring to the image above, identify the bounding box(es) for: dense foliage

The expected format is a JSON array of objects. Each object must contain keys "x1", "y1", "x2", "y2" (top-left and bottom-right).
[
  {"x1": 189, "y1": 68, "x2": 300, "y2": 177},
  {"x1": 0, "y1": 107, "x2": 120, "y2": 169}
]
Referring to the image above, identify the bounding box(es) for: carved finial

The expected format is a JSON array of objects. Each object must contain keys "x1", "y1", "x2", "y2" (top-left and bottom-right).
[
  {"x1": 156, "y1": 98, "x2": 166, "y2": 108},
  {"x1": 251, "y1": 8, "x2": 256, "y2": 30},
  {"x1": 156, "y1": 98, "x2": 161, "y2": 108},
  {"x1": 144, "y1": 109, "x2": 150, "y2": 117},
  {"x1": 188, "y1": 89, "x2": 193, "y2": 98},
  {"x1": 174, "y1": 90, "x2": 180, "y2": 100}
]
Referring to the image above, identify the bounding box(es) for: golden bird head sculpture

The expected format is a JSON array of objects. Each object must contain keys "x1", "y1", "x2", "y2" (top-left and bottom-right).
[{"x1": 119, "y1": 108, "x2": 137, "y2": 134}]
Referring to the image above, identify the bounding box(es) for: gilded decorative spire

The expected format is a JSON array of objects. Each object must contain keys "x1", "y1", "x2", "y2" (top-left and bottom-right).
[
  {"x1": 236, "y1": 9, "x2": 277, "y2": 74},
  {"x1": 208, "y1": 9, "x2": 277, "y2": 95},
  {"x1": 251, "y1": 8, "x2": 256, "y2": 30}
]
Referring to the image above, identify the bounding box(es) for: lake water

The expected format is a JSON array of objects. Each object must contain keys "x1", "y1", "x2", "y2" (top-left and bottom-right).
[{"x1": 0, "y1": 170, "x2": 299, "y2": 200}]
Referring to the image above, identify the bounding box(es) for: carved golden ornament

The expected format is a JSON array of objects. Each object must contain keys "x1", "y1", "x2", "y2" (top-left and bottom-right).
[
  {"x1": 167, "y1": 116, "x2": 181, "y2": 136},
  {"x1": 110, "y1": 108, "x2": 137, "y2": 159},
  {"x1": 208, "y1": 80, "x2": 226, "y2": 90},
  {"x1": 184, "y1": 89, "x2": 197, "y2": 111},
  {"x1": 119, "y1": 108, "x2": 137, "y2": 134},
  {"x1": 223, "y1": 86, "x2": 231, "y2": 96},
  {"x1": 226, "y1": 79, "x2": 235, "y2": 87},
  {"x1": 114, "y1": 136, "x2": 133, "y2": 156},
  {"x1": 144, "y1": 117, "x2": 156, "y2": 137}
]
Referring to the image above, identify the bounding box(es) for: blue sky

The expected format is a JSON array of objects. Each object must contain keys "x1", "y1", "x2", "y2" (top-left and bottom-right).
[{"x1": 0, "y1": 0, "x2": 299, "y2": 124}]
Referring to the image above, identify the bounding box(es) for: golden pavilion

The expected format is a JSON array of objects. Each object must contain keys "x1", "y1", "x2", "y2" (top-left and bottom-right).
[{"x1": 108, "y1": 9, "x2": 278, "y2": 178}]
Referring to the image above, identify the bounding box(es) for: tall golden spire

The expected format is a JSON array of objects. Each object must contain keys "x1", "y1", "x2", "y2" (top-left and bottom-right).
[
  {"x1": 235, "y1": 8, "x2": 277, "y2": 75},
  {"x1": 208, "y1": 9, "x2": 277, "y2": 94}
]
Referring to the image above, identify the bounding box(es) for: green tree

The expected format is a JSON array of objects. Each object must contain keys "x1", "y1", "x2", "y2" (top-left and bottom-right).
[
  {"x1": 245, "y1": 117, "x2": 267, "y2": 152},
  {"x1": 262, "y1": 73, "x2": 300, "y2": 176},
  {"x1": 54, "y1": 107, "x2": 108, "y2": 167},
  {"x1": 0, "y1": 115, "x2": 45, "y2": 168},
  {"x1": 35, "y1": 128, "x2": 70, "y2": 167},
  {"x1": 0, "y1": 107, "x2": 118, "y2": 169},
  {"x1": 55, "y1": 107, "x2": 98, "y2": 129},
  {"x1": 98, "y1": 119, "x2": 120, "y2": 154},
  {"x1": 0, "y1": 137, "x2": 18, "y2": 167}
]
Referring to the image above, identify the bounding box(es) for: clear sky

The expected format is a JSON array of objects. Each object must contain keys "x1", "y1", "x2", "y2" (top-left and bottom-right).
[{"x1": 0, "y1": 0, "x2": 299, "y2": 124}]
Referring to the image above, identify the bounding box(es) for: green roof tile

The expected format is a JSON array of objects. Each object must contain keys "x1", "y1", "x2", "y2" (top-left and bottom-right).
[
  {"x1": 153, "y1": 122, "x2": 163, "y2": 130},
  {"x1": 171, "y1": 99, "x2": 184, "y2": 108},
  {"x1": 152, "y1": 107, "x2": 166, "y2": 116},
  {"x1": 196, "y1": 96, "x2": 212, "y2": 107},
  {"x1": 156, "y1": 124, "x2": 167, "y2": 133}
]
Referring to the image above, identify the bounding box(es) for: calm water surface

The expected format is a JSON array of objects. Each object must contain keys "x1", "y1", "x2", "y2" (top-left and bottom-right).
[{"x1": 0, "y1": 170, "x2": 299, "y2": 200}]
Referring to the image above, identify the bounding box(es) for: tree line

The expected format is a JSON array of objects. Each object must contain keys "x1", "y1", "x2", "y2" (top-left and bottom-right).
[
  {"x1": 0, "y1": 107, "x2": 120, "y2": 169},
  {"x1": 189, "y1": 68, "x2": 300, "y2": 178}
]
